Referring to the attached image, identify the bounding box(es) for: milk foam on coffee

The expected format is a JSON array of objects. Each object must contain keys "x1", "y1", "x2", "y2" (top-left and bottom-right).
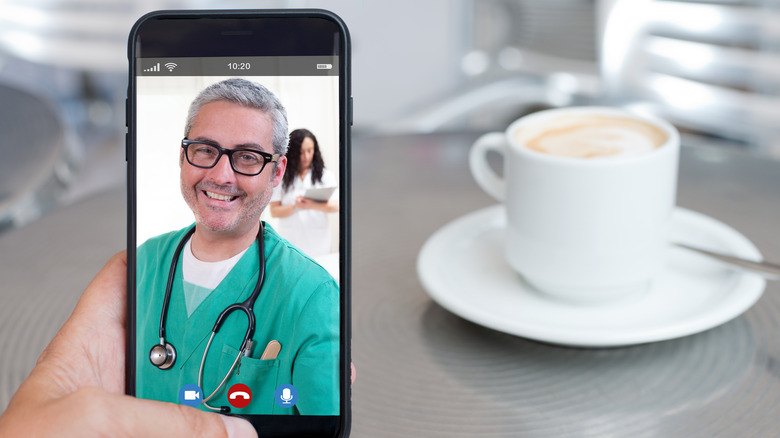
[{"x1": 521, "y1": 115, "x2": 668, "y2": 159}]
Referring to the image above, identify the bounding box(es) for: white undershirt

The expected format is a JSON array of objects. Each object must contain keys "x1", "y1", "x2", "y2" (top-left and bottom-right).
[{"x1": 181, "y1": 237, "x2": 248, "y2": 317}]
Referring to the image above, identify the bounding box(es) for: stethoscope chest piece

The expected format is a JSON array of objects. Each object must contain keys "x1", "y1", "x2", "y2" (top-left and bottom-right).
[{"x1": 150, "y1": 342, "x2": 176, "y2": 370}]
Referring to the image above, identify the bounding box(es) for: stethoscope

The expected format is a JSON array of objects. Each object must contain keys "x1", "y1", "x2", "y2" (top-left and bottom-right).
[{"x1": 149, "y1": 222, "x2": 265, "y2": 413}]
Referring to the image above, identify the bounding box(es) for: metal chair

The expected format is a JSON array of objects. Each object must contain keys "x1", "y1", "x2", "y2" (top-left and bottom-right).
[
  {"x1": 598, "y1": 0, "x2": 780, "y2": 156},
  {"x1": 380, "y1": 0, "x2": 780, "y2": 159}
]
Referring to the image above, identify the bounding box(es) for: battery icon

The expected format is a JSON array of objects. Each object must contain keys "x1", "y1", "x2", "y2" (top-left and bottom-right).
[{"x1": 317, "y1": 63, "x2": 333, "y2": 70}]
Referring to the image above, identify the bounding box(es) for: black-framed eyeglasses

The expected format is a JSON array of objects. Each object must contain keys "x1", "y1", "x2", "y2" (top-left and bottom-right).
[{"x1": 181, "y1": 139, "x2": 280, "y2": 176}]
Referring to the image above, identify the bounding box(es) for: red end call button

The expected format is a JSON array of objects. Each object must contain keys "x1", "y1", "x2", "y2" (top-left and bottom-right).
[{"x1": 227, "y1": 383, "x2": 252, "y2": 409}]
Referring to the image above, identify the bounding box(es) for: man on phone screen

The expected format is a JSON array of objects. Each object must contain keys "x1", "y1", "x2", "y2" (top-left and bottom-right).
[{"x1": 135, "y1": 78, "x2": 339, "y2": 416}]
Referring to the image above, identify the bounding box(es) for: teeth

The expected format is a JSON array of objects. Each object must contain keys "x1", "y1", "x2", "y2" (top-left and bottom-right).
[{"x1": 205, "y1": 191, "x2": 234, "y2": 201}]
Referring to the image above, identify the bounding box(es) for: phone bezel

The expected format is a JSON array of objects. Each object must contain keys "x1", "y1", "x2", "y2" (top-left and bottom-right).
[{"x1": 126, "y1": 10, "x2": 351, "y2": 437}]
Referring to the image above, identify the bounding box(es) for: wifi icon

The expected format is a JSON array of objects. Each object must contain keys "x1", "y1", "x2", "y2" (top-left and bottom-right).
[{"x1": 164, "y1": 62, "x2": 178, "y2": 72}]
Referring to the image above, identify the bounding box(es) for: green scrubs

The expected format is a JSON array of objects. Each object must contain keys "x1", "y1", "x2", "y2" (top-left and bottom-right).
[{"x1": 135, "y1": 223, "x2": 339, "y2": 415}]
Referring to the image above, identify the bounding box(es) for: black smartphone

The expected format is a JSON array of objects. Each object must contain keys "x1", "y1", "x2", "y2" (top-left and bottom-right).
[{"x1": 126, "y1": 10, "x2": 351, "y2": 437}]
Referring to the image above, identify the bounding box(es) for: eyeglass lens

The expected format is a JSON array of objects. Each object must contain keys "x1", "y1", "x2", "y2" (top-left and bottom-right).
[{"x1": 186, "y1": 143, "x2": 267, "y2": 175}]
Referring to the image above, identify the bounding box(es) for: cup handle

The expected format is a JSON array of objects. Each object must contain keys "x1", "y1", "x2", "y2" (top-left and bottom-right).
[{"x1": 469, "y1": 132, "x2": 506, "y2": 201}]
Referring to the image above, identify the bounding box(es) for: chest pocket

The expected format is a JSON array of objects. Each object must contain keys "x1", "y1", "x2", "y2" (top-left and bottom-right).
[{"x1": 215, "y1": 343, "x2": 281, "y2": 415}]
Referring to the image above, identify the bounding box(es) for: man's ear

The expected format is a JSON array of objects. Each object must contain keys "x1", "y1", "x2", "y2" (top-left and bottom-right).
[{"x1": 272, "y1": 156, "x2": 287, "y2": 187}]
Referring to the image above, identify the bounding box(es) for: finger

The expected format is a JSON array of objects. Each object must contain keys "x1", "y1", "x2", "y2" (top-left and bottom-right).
[
  {"x1": 69, "y1": 250, "x2": 128, "y2": 327},
  {"x1": 34, "y1": 251, "x2": 128, "y2": 394},
  {"x1": 37, "y1": 250, "x2": 127, "y2": 362}
]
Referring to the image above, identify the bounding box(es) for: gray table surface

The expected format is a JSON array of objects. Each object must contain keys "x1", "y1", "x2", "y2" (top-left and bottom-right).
[{"x1": 1, "y1": 132, "x2": 779, "y2": 437}]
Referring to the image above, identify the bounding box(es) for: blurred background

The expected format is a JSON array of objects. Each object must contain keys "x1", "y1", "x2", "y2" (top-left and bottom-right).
[
  {"x1": 2, "y1": 0, "x2": 780, "y2": 232},
  {"x1": 2, "y1": 0, "x2": 780, "y2": 231},
  {"x1": 2, "y1": 0, "x2": 780, "y2": 429}
]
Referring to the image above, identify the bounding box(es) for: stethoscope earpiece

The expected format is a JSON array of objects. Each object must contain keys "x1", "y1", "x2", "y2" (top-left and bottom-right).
[{"x1": 149, "y1": 342, "x2": 177, "y2": 370}]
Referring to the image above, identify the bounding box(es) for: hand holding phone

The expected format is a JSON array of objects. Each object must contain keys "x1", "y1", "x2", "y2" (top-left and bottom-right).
[{"x1": 0, "y1": 252, "x2": 257, "y2": 438}]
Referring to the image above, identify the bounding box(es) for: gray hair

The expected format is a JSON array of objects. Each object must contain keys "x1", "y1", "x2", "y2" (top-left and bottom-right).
[{"x1": 184, "y1": 78, "x2": 289, "y2": 156}]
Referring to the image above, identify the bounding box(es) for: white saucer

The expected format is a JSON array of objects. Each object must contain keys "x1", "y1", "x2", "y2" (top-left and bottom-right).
[{"x1": 417, "y1": 205, "x2": 766, "y2": 347}]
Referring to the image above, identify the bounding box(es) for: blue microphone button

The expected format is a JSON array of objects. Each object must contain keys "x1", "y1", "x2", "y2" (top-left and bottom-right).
[{"x1": 274, "y1": 383, "x2": 298, "y2": 408}]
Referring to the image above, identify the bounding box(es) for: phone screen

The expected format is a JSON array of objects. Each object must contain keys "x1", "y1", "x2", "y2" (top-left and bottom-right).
[{"x1": 127, "y1": 11, "x2": 350, "y2": 437}]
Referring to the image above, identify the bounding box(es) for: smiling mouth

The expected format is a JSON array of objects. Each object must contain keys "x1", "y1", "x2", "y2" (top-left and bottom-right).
[{"x1": 204, "y1": 191, "x2": 238, "y2": 202}]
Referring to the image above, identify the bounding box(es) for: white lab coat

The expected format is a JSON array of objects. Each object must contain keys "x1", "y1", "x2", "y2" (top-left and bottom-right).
[{"x1": 271, "y1": 168, "x2": 337, "y2": 257}]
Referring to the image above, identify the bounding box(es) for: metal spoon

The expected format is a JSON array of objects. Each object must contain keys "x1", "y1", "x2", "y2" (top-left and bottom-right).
[{"x1": 673, "y1": 242, "x2": 780, "y2": 280}]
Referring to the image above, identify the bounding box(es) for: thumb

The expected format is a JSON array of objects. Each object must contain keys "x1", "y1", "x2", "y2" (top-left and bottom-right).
[
  {"x1": 2, "y1": 387, "x2": 259, "y2": 438},
  {"x1": 118, "y1": 395, "x2": 258, "y2": 438},
  {"x1": 220, "y1": 415, "x2": 258, "y2": 438}
]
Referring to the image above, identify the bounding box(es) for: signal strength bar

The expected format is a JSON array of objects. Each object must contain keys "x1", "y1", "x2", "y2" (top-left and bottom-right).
[{"x1": 143, "y1": 63, "x2": 160, "y2": 72}]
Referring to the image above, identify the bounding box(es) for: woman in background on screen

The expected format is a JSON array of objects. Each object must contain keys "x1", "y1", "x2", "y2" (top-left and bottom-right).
[{"x1": 270, "y1": 128, "x2": 338, "y2": 257}]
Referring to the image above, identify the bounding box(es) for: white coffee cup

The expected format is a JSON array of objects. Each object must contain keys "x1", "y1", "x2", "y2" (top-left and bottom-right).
[{"x1": 470, "y1": 107, "x2": 680, "y2": 303}]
